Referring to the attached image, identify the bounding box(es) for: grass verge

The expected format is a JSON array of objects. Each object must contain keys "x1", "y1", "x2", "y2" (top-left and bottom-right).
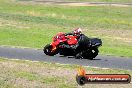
[{"x1": 0, "y1": 57, "x2": 132, "y2": 88}]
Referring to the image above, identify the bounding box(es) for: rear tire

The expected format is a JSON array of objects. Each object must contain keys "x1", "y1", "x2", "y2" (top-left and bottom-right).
[
  {"x1": 91, "y1": 48, "x2": 99, "y2": 58},
  {"x1": 43, "y1": 44, "x2": 56, "y2": 56},
  {"x1": 83, "y1": 48, "x2": 99, "y2": 60}
]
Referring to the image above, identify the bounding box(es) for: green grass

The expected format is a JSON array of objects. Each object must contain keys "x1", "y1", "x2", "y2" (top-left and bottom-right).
[
  {"x1": 16, "y1": 71, "x2": 65, "y2": 84},
  {"x1": 0, "y1": 57, "x2": 132, "y2": 88},
  {"x1": 0, "y1": 58, "x2": 75, "y2": 88},
  {"x1": 16, "y1": 71, "x2": 38, "y2": 81},
  {"x1": 15, "y1": 71, "x2": 73, "y2": 88},
  {"x1": 0, "y1": 0, "x2": 132, "y2": 57},
  {"x1": 0, "y1": 80, "x2": 17, "y2": 88}
]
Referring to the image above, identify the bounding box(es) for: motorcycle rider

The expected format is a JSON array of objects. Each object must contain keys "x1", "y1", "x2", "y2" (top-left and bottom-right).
[
  {"x1": 65, "y1": 28, "x2": 82, "y2": 39},
  {"x1": 61, "y1": 28, "x2": 90, "y2": 53}
]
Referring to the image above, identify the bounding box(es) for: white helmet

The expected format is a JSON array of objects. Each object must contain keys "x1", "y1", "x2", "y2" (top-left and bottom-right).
[{"x1": 73, "y1": 28, "x2": 82, "y2": 35}]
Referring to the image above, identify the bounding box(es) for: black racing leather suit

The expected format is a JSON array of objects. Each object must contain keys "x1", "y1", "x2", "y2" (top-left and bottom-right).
[{"x1": 62, "y1": 33, "x2": 90, "y2": 53}]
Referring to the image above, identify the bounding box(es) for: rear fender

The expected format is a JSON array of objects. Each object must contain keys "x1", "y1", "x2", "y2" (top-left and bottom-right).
[
  {"x1": 90, "y1": 38, "x2": 102, "y2": 48},
  {"x1": 92, "y1": 43, "x2": 102, "y2": 47}
]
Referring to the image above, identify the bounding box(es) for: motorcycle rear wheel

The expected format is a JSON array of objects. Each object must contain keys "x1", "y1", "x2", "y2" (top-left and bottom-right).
[
  {"x1": 91, "y1": 48, "x2": 99, "y2": 58},
  {"x1": 82, "y1": 48, "x2": 99, "y2": 60}
]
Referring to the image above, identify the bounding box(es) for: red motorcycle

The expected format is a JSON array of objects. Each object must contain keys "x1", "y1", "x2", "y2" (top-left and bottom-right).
[{"x1": 43, "y1": 32, "x2": 102, "y2": 60}]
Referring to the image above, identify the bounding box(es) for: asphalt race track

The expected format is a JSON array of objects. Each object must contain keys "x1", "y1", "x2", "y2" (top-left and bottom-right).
[{"x1": 0, "y1": 46, "x2": 132, "y2": 70}]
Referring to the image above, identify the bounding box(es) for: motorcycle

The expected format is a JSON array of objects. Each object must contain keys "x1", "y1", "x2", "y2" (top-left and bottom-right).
[{"x1": 43, "y1": 32, "x2": 102, "y2": 60}]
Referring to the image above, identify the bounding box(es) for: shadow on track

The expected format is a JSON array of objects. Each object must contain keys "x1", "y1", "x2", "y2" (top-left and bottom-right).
[{"x1": 59, "y1": 55, "x2": 101, "y2": 60}]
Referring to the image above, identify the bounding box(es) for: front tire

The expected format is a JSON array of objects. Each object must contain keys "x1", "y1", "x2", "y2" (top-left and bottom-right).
[{"x1": 43, "y1": 44, "x2": 56, "y2": 56}]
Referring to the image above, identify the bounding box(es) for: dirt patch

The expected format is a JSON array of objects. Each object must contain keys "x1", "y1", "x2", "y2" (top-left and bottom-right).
[
  {"x1": 85, "y1": 29, "x2": 132, "y2": 43},
  {"x1": 20, "y1": 0, "x2": 132, "y2": 7},
  {"x1": 59, "y1": 2, "x2": 131, "y2": 7},
  {"x1": 0, "y1": 18, "x2": 30, "y2": 29}
]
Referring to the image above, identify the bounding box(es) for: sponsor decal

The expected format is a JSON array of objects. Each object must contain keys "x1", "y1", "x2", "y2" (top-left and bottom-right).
[{"x1": 76, "y1": 66, "x2": 131, "y2": 85}]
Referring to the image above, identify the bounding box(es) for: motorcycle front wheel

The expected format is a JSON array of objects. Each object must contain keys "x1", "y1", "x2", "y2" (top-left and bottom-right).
[{"x1": 43, "y1": 44, "x2": 56, "y2": 56}]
